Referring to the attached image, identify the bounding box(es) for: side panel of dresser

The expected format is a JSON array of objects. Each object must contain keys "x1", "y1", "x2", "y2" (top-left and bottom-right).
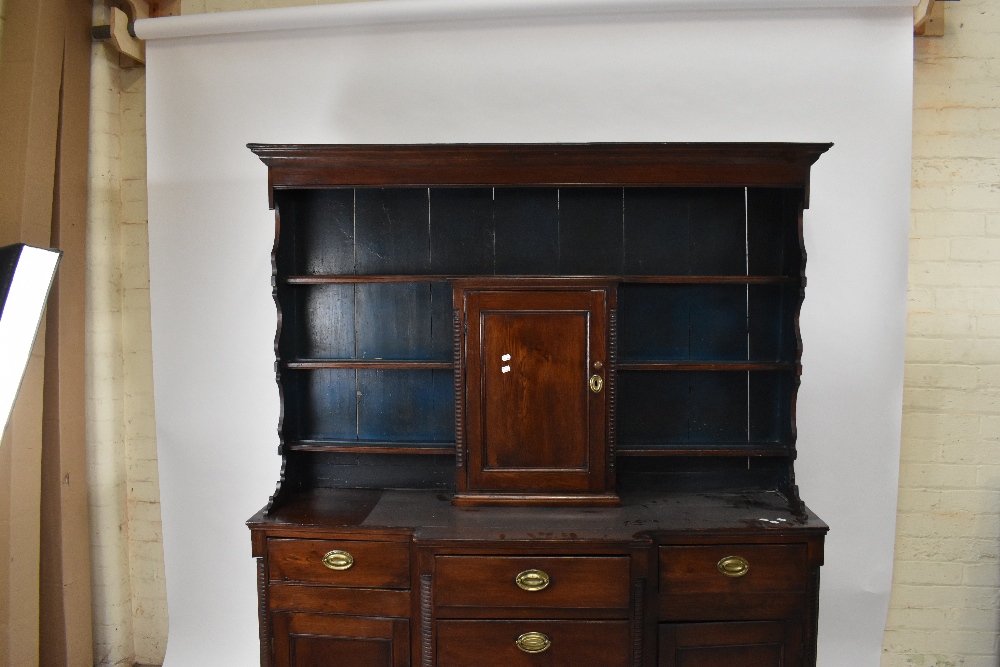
[
  {"x1": 251, "y1": 529, "x2": 414, "y2": 667},
  {"x1": 655, "y1": 534, "x2": 825, "y2": 667}
]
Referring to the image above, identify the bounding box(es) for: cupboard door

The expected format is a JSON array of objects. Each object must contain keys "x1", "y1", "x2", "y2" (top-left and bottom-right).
[
  {"x1": 272, "y1": 612, "x2": 408, "y2": 667},
  {"x1": 659, "y1": 621, "x2": 802, "y2": 667},
  {"x1": 463, "y1": 288, "x2": 609, "y2": 495}
]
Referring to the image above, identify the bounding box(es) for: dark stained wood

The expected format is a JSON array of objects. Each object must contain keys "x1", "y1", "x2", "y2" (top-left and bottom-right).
[
  {"x1": 291, "y1": 368, "x2": 357, "y2": 441},
  {"x1": 436, "y1": 619, "x2": 631, "y2": 667},
  {"x1": 457, "y1": 282, "x2": 612, "y2": 502},
  {"x1": 304, "y1": 452, "x2": 456, "y2": 491},
  {"x1": 257, "y1": 559, "x2": 270, "y2": 667},
  {"x1": 251, "y1": 144, "x2": 831, "y2": 667},
  {"x1": 355, "y1": 188, "x2": 430, "y2": 275},
  {"x1": 248, "y1": 489, "x2": 828, "y2": 542},
  {"x1": 276, "y1": 189, "x2": 355, "y2": 275},
  {"x1": 434, "y1": 556, "x2": 630, "y2": 609},
  {"x1": 272, "y1": 613, "x2": 408, "y2": 667},
  {"x1": 286, "y1": 275, "x2": 456, "y2": 284},
  {"x1": 659, "y1": 621, "x2": 803, "y2": 667},
  {"x1": 617, "y1": 444, "x2": 789, "y2": 457},
  {"x1": 429, "y1": 188, "x2": 494, "y2": 274},
  {"x1": 268, "y1": 537, "x2": 410, "y2": 588},
  {"x1": 248, "y1": 143, "x2": 833, "y2": 205},
  {"x1": 285, "y1": 360, "x2": 452, "y2": 370},
  {"x1": 268, "y1": 584, "x2": 410, "y2": 617},
  {"x1": 746, "y1": 188, "x2": 802, "y2": 277},
  {"x1": 659, "y1": 544, "x2": 809, "y2": 595},
  {"x1": 357, "y1": 369, "x2": 453, "y2": 444},
  {"x1": 559, "y1": 188, "x2": 624, "y2": 274},
  {"x1": 618, "y1": 362, "x2": 795, "y2": 371},
  {"x1": 285, "y1": 440, "x2": 455, "y2": 455},
  {"x1": 658, "y1": 592, "x2": 807, "y2": 622},
  {"x1": 355, "y1": 282, "x2": 451, "y2": 361},
  {"x1": 286, "y1": 274, "x2": 798, "y2": 284},
  {"x1": 494, "y1": 188, "x2": 560, "y2": 274}
]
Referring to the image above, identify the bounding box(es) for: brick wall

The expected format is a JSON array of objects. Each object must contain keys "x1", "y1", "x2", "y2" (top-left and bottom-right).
[
  {"x1": 882, "y1": 1, "x2": 1000, "y2": 665},
  {"x1": 87, "y1": 33, "x2": 168, "y2": 667}
]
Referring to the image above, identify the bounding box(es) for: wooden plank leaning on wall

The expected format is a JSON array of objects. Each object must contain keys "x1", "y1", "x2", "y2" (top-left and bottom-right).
[{"x1": 0, "y1": 1, "x2": 94, "y2": 665}]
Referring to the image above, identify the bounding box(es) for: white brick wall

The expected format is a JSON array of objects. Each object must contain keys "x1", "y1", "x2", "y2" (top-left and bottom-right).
[
  {"x1": 87, "y1": 37, "x2": 168, "y2": 667},
  {"x1": 882, "y1": 1, "x2": 1000, "y2": 665}
]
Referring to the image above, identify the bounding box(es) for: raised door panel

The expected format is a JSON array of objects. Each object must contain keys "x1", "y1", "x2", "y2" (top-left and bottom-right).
[
  {"x1": 272, "y1": 612, "x2": 408, "y2": 667},
  {"x1": 462, "y1": 287, "x2": 609, "y2": 496},
  {"x1": 658, "y1": 621, "x2": 802, "y2": 667},
  {"x1": 482, "y1": 308, "x2": 589, "y2": 470}
]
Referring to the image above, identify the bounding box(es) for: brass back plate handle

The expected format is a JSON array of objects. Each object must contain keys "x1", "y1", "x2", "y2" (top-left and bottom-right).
[
  {"x1": 322, "y1": 549, "x2": 354, "y2": 570},
  {"x1": 516, "y1": 632, "x2": 552, "y2": 653},
  {"x1": 515, "y1": 569, "x2": 550, "y2": 591},
  {"x1": 717, "y1": 555, "x2": 749, "y2": 577}
]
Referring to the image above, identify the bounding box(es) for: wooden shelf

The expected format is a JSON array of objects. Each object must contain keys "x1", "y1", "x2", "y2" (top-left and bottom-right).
[
  {"x1": 617, "y1": 441, "x2": 791, "y2": 457},
  {"x1": 621, "y1": 275, "x2": 797, "y2": 285},
  {"x1": 286, "y1": 440, "x2": 456, "y2": 455},
  {"x1": 285, "y1": 360, "x2": 453, "y2": 370},
  {"x1": 618, "y1": 361, "x2": 797, "y2": 371},
  {"x1": 285, "y1": 275, "x2": 453, "y2": 284},
  {"x1": 283, "y1": 275, "x2": 798, "y2": 285}
]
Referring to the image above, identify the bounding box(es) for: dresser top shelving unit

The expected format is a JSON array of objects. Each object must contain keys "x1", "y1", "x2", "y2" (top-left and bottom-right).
[{"x1": 251, "y1": 142, "x2": 831, "y2": 514}]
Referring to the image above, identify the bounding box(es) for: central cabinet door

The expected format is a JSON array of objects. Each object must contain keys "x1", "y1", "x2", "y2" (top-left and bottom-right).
[{"x1": 455, "y1": 282, "x2": 616, "y2": 505}]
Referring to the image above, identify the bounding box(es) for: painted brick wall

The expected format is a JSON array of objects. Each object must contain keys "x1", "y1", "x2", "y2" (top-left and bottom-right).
[
  {"x1": 87, "y1": 33, "x2": 168, "y2": 667},
  {"x1": 882, "y1": 1, "x2": 1000, "y2": 665}
]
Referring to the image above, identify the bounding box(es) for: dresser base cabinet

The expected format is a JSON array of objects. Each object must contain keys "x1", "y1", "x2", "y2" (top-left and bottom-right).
[{"x1": 249, "y1": 490, "x2": 826, "y2": 667}]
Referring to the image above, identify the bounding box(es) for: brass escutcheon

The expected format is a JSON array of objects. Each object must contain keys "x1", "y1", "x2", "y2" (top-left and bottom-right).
[
  {"x1": 589, "y1": 374, "x2": 604, "y2": 393},
  {"x1": 516, "y1": 632, "x2": 551, "y2": 654},
  {"x1": 717, "y1": 555, "x2": 749, "y2": 578},
  {"x1": 321, "y1": 549, "x2": 354, "y2": 571},
  {"x1": 515, "y1": 569, "x2": 550, "y2": 592}
]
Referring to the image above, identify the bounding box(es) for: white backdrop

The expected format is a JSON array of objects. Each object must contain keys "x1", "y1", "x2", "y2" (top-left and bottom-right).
[{"x1": 143, "y1": 4, "x2": 913, "y2": 665}]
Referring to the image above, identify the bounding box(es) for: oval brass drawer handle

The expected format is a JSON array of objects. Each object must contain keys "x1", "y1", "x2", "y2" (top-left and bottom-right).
[
  {"x1": 321, "y1": 550, "x2": 354, "y2": 571},
  {"x1": 717, "y1": 555, "x2": 749, "y2": 577},
  {"x1": 515, "y1": 569, "x2": 550, "y2": 591},
  {"x1": 516, "y1": 631, "x2": 551, "y2": 654}
]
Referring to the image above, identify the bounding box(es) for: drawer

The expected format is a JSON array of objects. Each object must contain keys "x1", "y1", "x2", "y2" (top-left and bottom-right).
[
  {"x1": 435, "y1": 555, "x2": 630, "y2": 609},
  {"x1": 659, "y1": 544, "x2": 809, "y2": 595},
  {"x1": 268, "y1": 538, "x2": 409, "y2": 589},
  {"x1": 437, "y1": 619, "x2": 630, "y2": 667}
]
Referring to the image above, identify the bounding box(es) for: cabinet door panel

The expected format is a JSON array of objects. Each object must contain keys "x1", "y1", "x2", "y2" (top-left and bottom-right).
[
  {"x1": 463, "y1": 288, "x2": 608, "y2": 494},
  {"x1": 659, "y1": 621, "x2": 802, "y2": 667},
  {"x1": 273, "y1": 612, "x2": 408, "y2": 667}
]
